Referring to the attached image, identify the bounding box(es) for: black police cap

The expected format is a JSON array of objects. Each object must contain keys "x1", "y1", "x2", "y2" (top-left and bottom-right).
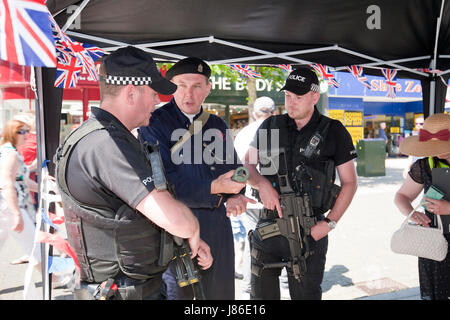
[
  {"x1": 280, "y1": 67, "x2": 320, "y2": 95},
  {"x1": 103, "y1": 46, "x2": 177, "y2": 95},
  {"x1": 165, "y1": 57, "x2": 211, "y2": 80}
]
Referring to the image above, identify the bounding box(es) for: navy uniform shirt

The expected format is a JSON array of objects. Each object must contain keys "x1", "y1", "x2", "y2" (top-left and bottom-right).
[{"x1": 139, "y1": 98, "x2": 240, "y2": 299}]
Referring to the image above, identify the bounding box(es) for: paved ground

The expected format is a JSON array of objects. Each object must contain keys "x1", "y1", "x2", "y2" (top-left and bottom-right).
[{"x1": 0, "y1": 157, "x2": 422, "y2": 300}]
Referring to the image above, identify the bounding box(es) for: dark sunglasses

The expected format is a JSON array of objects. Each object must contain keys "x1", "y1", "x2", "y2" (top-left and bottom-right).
[
  {"x1": 415, "y1": 122, "x2": 424, "y2": 125},
  {"x1": 16, "y1": 129, "x2": 30, "y2": 135}
]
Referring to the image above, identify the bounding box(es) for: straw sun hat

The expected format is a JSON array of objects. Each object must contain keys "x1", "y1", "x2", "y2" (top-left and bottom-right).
[{"x1": 399, "y1": 113, "x2": 450, "y2": 157}]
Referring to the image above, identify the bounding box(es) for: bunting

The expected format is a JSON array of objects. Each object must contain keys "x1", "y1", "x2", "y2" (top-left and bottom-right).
[
  {"x1": 49, "y1": 15, "x2": 104, "y2": 86},
  {"x1": 345, "y1": 65, "x2": 372, "y2": 89},
  {"x1": 381, "y1": 68, "x2": 398, "y2": 98},
  {"x1": 276, "y1": 64, "x2": 293, "y2": 73},
  {"x1": 54, "y1": 49, "x2": 83, "y2": 88},
  {"x1": 228, "y1": 64, "x2": 262, "y2": 78},
  {"x1": 311, "y1": 64, "x2": 340, "y2": 88}
]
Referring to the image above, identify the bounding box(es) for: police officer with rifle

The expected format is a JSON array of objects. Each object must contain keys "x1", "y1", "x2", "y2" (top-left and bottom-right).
[
  {"x1": 55, "y1": 47, "x2": 212, "y2": 300},
  {"x1": 243, "y1": 67, "x2": 358, "y2": 300}
]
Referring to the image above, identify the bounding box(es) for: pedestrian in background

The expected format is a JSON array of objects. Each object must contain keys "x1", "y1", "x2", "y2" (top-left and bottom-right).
[
  {"x1": 233, "y1": 96, "x2": 276, "y2": 298},
  {"x1": 0, "y1": 119, "x2": 38, "y2": 263},
  {"x1": 394, "y1": 113, "x2": 450, "y2": 300}
]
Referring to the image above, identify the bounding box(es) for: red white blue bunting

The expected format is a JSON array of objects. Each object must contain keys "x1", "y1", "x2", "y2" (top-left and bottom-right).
[
  {"x1": 311, "y1": 64, "x2": 340, "y2": 88},
  {"x1": 381, "y1": 68, "x2": 398, "y2": 98},
  {"x1": 228, "y1": 64, "x2": 262, "y2": 78}
]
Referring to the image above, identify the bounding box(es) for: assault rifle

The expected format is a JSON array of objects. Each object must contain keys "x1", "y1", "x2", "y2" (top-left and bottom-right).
[
  {"x1": 255, "y1": 150, "x2": 316, "y2": 282},
  {"x1": 137, "y1": 130, "x2": 205, "y2": 300}
]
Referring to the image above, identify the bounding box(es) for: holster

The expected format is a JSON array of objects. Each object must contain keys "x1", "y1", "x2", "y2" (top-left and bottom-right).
[{"x1": 74, "y1": 277, "x2": 161, "y2": 300}]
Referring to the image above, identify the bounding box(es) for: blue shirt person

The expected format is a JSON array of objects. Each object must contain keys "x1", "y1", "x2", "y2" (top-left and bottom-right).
[{"x1": 139, "y1": 57, "x2": 255, "y2": 300}]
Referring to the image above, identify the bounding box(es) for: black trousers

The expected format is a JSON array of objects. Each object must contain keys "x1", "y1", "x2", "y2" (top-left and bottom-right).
[{"x1": 250, "y1": 231, "x2": 328, "y2": 300}]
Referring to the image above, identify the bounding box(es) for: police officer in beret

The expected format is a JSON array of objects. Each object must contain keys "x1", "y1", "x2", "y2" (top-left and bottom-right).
[
  {"x1": 55, "y1": 47, "x2": 212, "y2": 300},
  {"x1": 139, "y1": 57, "x2": 255, "y2": 300},
  {"x1": 243, "y1": 67, "x2": 358, "y2": 300}
]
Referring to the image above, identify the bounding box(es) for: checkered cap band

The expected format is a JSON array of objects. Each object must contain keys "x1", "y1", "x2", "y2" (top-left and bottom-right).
[
  {"x1": 105, "y1": 75, "x2": 152, "y2": 85},
  {"x1": 310, "y1": 83, "x2": 320, "y2": 92}
]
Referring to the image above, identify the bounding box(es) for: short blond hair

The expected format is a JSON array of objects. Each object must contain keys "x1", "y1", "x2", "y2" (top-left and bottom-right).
[{"x1": 98, "y1": 60, "x2": 125, "y2": 102}]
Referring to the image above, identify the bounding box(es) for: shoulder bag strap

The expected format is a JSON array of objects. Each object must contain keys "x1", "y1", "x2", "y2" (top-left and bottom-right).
[{"x1": 170, "y1": 111, "x2": 210, "y2": 155}]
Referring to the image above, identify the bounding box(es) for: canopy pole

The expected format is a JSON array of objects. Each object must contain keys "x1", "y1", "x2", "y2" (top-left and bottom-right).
[
  {"x1": 333, "y1": 55, "x2": 431, "y2": 71},
  {"x1": 66, "y1": 31, "x2": 186, "y2": 60},
  {"x1": 61, "y1": 0, "x2": 90, "y2": 32},
  {"x1": 34, "y1": 67, "x2": 51, "y2": 300},
  {"x1": 429, "y1": 0, "x2": 445, "y2": 116}
]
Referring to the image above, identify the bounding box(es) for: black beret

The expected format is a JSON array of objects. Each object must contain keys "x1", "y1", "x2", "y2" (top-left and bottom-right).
[
  {"x1": 103, "y1": 46, "x2": 177, "y2": 95},
  {"x1": 165, "y1": 57, "x2": 211, "y2": 80}
]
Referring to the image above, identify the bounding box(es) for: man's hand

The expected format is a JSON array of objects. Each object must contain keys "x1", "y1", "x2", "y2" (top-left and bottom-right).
[
  {"x1": 311, "y1": 221, "x2": 331, "y2": 241},
  {"x1": 195, "y1": 239, "x2": 213, "y2": 270},
  {"x1": 225, "y1": 194, "x2": 257, "y2": 217},
  {"x1": 257, "y1": 179, "x2": 283, "y2": 217},
  {"x1": 211, "y1": 170, "x2": 246, "y2": 195},
  {"x1": 187, "y1": 228, "x2": 201, "y2": 258}
]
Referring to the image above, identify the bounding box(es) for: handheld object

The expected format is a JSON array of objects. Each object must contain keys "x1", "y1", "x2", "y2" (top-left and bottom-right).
[
  {"x1": 421, "y1": 185, "x2": 445, "y2": 210},
  {"x1": 232, "y1": 166, "x2": 250, "y2": 183}
]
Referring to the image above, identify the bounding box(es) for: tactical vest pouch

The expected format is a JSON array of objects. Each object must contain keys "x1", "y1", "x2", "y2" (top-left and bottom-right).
[
  {"x1": 302, "y1": 160, "x2": 341, "y2": 215},
  {"x1": 255, "y1": 221, "x2": 281, "y2": 241}
]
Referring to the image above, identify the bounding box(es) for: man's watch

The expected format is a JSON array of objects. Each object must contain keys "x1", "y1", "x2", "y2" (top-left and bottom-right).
[{"x1": 324, "y1": 217, "x2": 337, "y2": 230}]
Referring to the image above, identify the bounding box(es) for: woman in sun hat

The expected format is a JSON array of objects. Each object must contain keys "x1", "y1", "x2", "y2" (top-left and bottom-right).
[{"x1": 394, "y1": 112, "x2": 450, "y2": 300}]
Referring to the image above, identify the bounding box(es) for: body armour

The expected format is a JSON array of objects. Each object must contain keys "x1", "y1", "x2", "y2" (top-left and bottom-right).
[
  {"x1": 258, "y1": 114, "x2": 341, "y2": 216},
  {"x1": 55, "y1": 119, "x2": 166, "y2": 283}
]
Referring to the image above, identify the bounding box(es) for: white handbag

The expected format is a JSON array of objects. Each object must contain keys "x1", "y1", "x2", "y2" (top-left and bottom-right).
[{"x1": 391, "y1": 205, "x2": 448, "y2": 262}]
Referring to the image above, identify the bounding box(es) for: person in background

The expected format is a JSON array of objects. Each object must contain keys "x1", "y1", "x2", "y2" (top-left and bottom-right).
[
  {"x1": 0, "y1": 119, "x2": 70, "y2": 287},
  {"x1": 233, "y1": 96, "x2": 276, "y2": 298},
  {"x1": 378, "y1": 121, "x2": 389, "y2": 154},
  {"x1": 0, "y1": 119, "x2": 37, "y2": 261},
  {"x1": 6, "y1": 113, "x2": 38, "y2": 265},
  {"x1": 394, "y1": 113, "x2": 450, "y2": 300}
]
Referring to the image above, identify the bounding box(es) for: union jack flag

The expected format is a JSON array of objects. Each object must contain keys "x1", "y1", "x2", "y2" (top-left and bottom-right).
[
  {"x1": 311, "y1": 64, "x2": 340, "y2": 88},
  {"x1": 0, "y1": 0, "x2": 56, "y2": 67},
  {"x1": 83, "y1": 43, "x2": 104, "y2": 63},
  {"x1": 228, "y1": 64, "x2": 262, "y2": 78},
  {"x1": 346, "y1": 65, "x2": 372, "y2": 89},
  {"x1": 50, "y1": 15, "x2": 103, "y2": 82},
  {"x1": 54, "y1": 49, "x2": 83, "y2": 88},
  {"x1": 381, "y1": 68, "x2": 398, "y2": 98},
  {"x1": 277, "y1": 64, "x2": 293, "y2": 73}
]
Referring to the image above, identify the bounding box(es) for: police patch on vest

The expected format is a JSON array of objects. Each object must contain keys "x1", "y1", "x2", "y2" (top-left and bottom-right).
[{"x1": 142, "y1": 176, "x2": 154, "y2": 186}]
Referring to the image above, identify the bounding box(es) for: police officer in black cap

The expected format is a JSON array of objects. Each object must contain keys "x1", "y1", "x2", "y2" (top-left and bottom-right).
[
  {"x1": 139, "y1": 57, "x2": 254, "y2": 300},
  {"x1": 243, "y1": 67, "x2": 358, "y2": 300},
  {"x1": 55, "y1": 47, "x2": 212, "y2": 300}
]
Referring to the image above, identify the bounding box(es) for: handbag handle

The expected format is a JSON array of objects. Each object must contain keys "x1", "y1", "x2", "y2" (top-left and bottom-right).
[{"x1": 404, "y1": 203, "x2": 444, "y2": 233}]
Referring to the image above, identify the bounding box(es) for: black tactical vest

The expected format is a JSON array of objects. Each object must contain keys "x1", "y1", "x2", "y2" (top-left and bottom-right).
[
  {"x1": 55, "y1": 118, "x2": 166, "y2": 283},
  {"x1": 258, "y1": 114, "x2": 340, "y2": 216}
]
